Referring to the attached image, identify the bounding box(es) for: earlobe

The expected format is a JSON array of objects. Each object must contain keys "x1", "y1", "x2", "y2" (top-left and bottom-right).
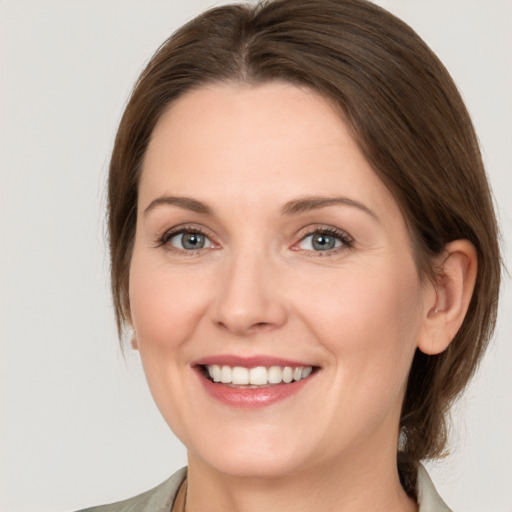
[
  {"x1": 131, "y1": 332, "x2": 139, "y2": 350},
  {"x1": 418, "y1": 240, "x2": 478, "y2": 355}
]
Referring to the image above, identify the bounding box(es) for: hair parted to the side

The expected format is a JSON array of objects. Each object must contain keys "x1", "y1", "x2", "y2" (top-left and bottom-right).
[{"x1": 107, "y1": 0, "x2": 501, "y2": 497}]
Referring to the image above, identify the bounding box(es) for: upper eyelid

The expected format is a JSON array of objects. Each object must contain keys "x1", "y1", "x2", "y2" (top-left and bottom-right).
[
  {"x1": 295, "y1": 225, "x2": 353, "y2": 241},
  {"x1": 160, "y1": 223, "x2": 215, "y2": 240}
]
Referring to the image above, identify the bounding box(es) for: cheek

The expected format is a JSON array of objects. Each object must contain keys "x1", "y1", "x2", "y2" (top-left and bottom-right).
[
  {"x1": 128, "y1": 254, "x2": 212, "y2": 352},
  {"x1": 295, "y1": 260, "x2": 424, "y2": 388},
  {"x1": 127, "y1": 253, "x2": 212, "y2": 441}
]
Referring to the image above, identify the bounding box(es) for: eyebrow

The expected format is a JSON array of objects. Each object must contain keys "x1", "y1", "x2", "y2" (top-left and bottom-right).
[
  {"x1": 143, "y1": 194, "x2": 379, "y2": 221},
  {"x1": 281, "y1": 195, "x2": 379, "y2": 221},
  {"x1": 144, "y1": 196, "x2": 213, "y2": 216}
]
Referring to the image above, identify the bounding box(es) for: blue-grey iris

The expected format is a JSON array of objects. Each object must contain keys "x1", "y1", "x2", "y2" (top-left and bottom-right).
[
  {"x1": 182, "y1": 232, "x2": 205, "y2": 249},
  {"x1": 312, "y1": 234, "x2": 336, "y2": 251}
]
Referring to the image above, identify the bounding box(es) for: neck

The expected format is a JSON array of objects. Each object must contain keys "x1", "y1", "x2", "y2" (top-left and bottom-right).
[{"x1": 185, "y1": 447, "x2": 417, "y2": 512}]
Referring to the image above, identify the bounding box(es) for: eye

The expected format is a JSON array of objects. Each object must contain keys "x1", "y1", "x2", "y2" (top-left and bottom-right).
[
  {"x1": 296, "y1": 228, "x2": 352, "y2": 253},
  {"x1": 166, "y1": 230, "x2": 214, "y2": 250}
]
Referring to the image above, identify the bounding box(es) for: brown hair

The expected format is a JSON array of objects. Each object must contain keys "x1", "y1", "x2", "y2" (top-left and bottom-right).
[{"x1": 107, "y1": 0, "x2": 501, "y2": 496}]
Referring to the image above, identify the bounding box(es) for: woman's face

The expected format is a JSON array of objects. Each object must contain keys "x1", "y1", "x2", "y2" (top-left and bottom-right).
[{"x1": 130, "y1": 82, "x2": 432, "y2": 478}]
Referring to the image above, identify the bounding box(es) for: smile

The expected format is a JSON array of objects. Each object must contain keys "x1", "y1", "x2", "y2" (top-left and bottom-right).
[
  {"x1": 193, "y1": 357, "x2": 319, "y2": 408},
  {"x1": 204, "y1": 365, "x2": 313, "y2": 386}
]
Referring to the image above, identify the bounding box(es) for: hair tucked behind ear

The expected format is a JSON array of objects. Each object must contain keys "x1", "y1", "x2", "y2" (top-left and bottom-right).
[{"x1": 107, "y1": 0, "x2": 501, "y2": 496}]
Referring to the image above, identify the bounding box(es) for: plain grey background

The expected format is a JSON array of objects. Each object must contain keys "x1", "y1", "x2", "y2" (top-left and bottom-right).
[{"x1": 1, "y1": 1, "x2": 511, "y2": 511}]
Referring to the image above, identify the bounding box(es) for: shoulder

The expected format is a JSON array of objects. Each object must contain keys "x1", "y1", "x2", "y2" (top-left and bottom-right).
[
  {"x1": 75, "y1": 467, "x2": 187, "y2": 512},
  {"x1": 417, "y1": 464, "x2": 452, "y2": 512}
]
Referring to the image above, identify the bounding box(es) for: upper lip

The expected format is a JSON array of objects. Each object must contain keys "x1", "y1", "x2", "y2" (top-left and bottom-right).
[{"x1": 193, "y1": 355, "x2": 316, "y2": 368}]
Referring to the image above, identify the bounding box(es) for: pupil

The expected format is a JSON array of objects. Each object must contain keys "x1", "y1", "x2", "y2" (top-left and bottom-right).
[
  {"x1": 183, "y1": 233, "x2": 205, "y2": 249},
  {"x1": 312, "y1": 234, "x2": 335, "y2": 251}
]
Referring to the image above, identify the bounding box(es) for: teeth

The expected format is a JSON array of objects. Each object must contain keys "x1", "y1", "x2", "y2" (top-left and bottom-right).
[
  {"x1": 282, "y1": 367, "x2": 293, "y2": 383},
  {"x1": 205, "y1": 364, "x2": 314, "y2": 386},
  {"x1": 301, "y1": 366, "x2": 312, "y2": 379},
  {"x1": 249, "y1": 366, "x2": 267, "y2": 385},
  {"x1": 208, "y1": 365, "x2": 221, "y2": 382},
  {"x1": 220, "y1": 365, "x2": 232, "y2": 383},
  {"x1": 232, "y1": 366, "x2": 249, "y2": 385},
  {"x1": 268, "y1": 365, "x2": 282, "y2": 384}
]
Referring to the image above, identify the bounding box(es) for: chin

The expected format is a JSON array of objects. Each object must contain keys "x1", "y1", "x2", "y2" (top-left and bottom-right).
[
  {"x1": 195, "y1": 449, "x2": 306, "y2": 480},
  {"x1": 185, "y1": 427, "x2": 313, "y2": 479}
]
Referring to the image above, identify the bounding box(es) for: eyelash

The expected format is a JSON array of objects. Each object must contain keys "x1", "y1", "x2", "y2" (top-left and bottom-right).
[
  {"x1": 156, "y1": 225, "x2": 353, "y2": 256},
  {"x1": 294, "y1": 227, "x2": 353, "y2": 256},
  {"x1": 156, "y1": 225, "x2": 217, "y2": 255}
]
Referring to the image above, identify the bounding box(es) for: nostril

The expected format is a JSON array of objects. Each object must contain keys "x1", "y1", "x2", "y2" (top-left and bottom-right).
[
  {"x1": 245, "y1": 321, "x2": 277, "y2": 334},
  {"x1": 253, "y1": 322, "x2": 272, "y2": 329},
  {"x1": 214, "y1": 318, "x2": 271, "y2": 332}
]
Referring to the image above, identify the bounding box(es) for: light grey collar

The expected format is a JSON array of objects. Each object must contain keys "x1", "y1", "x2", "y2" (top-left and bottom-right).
[{"x1": 417, "y1": 464, "x2": 452, "y2": 511}]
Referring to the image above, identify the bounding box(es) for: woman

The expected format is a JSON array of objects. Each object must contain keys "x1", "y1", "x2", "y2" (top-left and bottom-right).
[{"x1": 82, "y1": 0, "x2": 501, "y2": 510}]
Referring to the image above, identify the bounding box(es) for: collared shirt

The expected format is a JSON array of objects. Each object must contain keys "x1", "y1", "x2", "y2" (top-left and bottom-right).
[{"x1": 78, "y1": 465, "x2": 452, "y2": 512}]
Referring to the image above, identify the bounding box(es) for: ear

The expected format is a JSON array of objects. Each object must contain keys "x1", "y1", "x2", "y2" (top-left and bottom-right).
[
  {"x1": 130, "y1": 331, "x2": 139, "y2": 351},
  {"x1": 418, "y1": 240, "x2": 478, "y2": 355}
]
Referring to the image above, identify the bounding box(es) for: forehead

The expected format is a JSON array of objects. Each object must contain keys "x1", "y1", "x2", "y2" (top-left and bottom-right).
[
  {"x1": 140, "y1": 82, "x2": 401, "y2": 224},
  {"x1": 144, "y1": 81, "x2": 351, "y2": 173}
]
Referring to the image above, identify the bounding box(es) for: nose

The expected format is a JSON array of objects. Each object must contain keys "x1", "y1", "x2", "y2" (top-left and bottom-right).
[{"x1": 211, "y1": 249, "x2": 288, "y2": 336}]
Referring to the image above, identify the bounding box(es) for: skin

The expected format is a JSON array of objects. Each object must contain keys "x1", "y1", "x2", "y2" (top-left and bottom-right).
[{"x1": 129, "y1": 82, "x2": 476, "y2": 512}]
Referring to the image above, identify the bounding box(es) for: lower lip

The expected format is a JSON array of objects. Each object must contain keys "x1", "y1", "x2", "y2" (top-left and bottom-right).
[{"x1": 196, "y1": 368, "x2": 315, "y2": 409}]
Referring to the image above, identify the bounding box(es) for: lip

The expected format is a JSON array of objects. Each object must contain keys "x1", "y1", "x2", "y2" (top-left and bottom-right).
[
  {"x1": 192, "y1": 355, "x2": 318, "y2": 409},
  {"x1": 193, "y1": 354, "x2": 313, "y2": 368}
]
